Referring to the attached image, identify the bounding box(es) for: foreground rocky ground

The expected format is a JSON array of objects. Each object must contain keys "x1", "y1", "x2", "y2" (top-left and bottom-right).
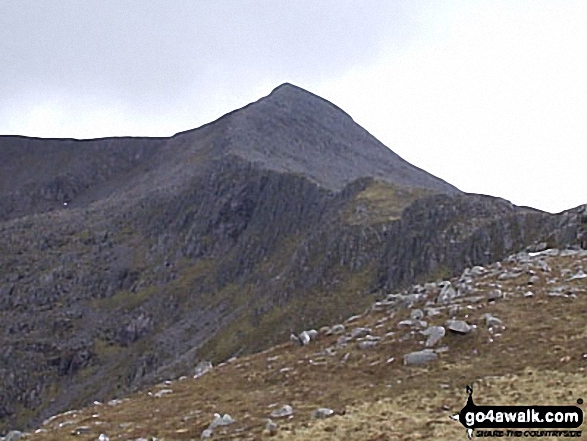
[{"x1": 5, "y1": 246, "x2": 587, "y2": 441}]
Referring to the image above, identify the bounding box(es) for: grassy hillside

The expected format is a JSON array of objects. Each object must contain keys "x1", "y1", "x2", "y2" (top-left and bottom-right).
[{"x1": 21, "y1": 247, "x2": 587, "y2": 440}]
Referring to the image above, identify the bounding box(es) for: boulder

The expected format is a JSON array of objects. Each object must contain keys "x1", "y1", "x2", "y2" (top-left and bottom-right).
[
  {"x1": 446, "y1": 319, "x2": 473, "y2": 334},
  {"x1": 327, "y1": 324, "x2": 345, "y2": 335},
  {"x1": 421, "y1": 326, "x2": 445, "y2": 347},
  {"x1": 358, "y1": 341, "x2": 378, "y2": 350},
  {"x1": 209, "y1": 413, "x2": 235, "y2": 429},
  {"x1": 194, "y1": 361, "x2": 213, "y2": 378},
  {"x1": 470, "y1": 266, "x2": 486, "y2": 276},
  {"x1": 481, "y1": 313, "x2": 503, "y2": 328},
  {"x1": 298, "y1": 331, "x2": 311, "y2": 346},
  {"x1": 4, "y1": 432, "x2": 23, "y2": 441},
  {"x1": 487, "y1": 289, "x2": 503, "y2": 301},
  {"x1": 350, "y1": 327, "x2": 371, "y2": 339},
  {"x1": 270, "y1": 405, "x2": 294, "y2": 419},
  {"x1": 398, "y1": 319, "x2": 427, "y2": 329},
  {"x1": 569, "y1": 269, "x2": 587, "y2": 280},
  {"x1": 403, "y1": 349, "x2": 438, "y2": 365},
  {"x1": 436, "y1": 284, "x2": 457, "y2": 304},
  {"x1": 311, "y1": 408, "x2": 335, "y2": 419},
  {"x1": 265, "y1": 419, "x2": 278, "y2": 436}
]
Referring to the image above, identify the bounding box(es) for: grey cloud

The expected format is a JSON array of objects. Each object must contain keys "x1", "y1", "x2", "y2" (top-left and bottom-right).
[{"x1": 0, "y1": 0, "x2": 422, "y2": 132}]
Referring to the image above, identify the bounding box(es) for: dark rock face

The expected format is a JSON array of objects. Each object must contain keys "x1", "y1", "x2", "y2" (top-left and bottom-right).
[{"x1": 0, "y1": 84, "x2": 582, "y2": 432}]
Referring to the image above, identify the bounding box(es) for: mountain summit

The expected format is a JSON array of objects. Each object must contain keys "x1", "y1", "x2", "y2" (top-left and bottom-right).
[{"x1": 219, "y1": 83, "x2": 460, "y2": 192}]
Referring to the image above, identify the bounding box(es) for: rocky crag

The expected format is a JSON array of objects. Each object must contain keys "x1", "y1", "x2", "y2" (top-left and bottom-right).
[{"x1": 0, "y1": 84, "x2": 583, "y2": 432}]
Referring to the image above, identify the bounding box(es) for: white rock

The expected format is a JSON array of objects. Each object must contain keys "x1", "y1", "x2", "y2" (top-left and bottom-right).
[
  {"x1": 298, "y1": 331, "x2": 311, "y2": 345},
  {"x1": 153, "y1": 389, "x2": 173, "y2": 398},
  {"x1": 194, "y1": 361, "x2": 213, "y2": 378},
  {"x1": 270, "y1": 405, "x2": 294, "y2": 419},
  {"x1": 311, "y1": 408, "x2": 335, "y2": 419}
]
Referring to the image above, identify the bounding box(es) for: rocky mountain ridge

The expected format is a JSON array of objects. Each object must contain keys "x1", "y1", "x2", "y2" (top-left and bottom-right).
[{"x1": 0, "y1": 83, "x2": 584, "y2": 432}]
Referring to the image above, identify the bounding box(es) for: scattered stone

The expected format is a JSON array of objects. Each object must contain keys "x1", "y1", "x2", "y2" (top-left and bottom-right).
[
  {"x1": 524, "y1": 291, "x2": 534, "y2": 297},
  {"x1": 327, "y1": 324, "x2": 345, "y2": 335},
  {"x1": 350, "y1": 327, "x2": 371, "y2": 339},
  {"x1": 337, "y1": 335, "x2": 353, "y2": 347},
  {"x1": 375, "y1": 316, "x2": 390, "y2": 325},
  {"x1": 410, "y1": 309, "x2": 424, "y2": 320},
  {"x1": 290, "y1": 333, "x2": 302, "y2": 345},
  {"x1": 358, "y1": 341, "x2": 378, "y2": 350},
  {"x1": 345, "y1": 314, "x2": 362, "y2": 324},
  {"x1": 320, "y1": 326, "x2": 331, "y2": 335},
  {"x1": 482, "y1": 313, "x2": 503, "y2": 328},
  {"x1": 421, "y1": 326, "x2": 445, "y2": 347},
  {"x1": 201, "y1": 429, "x2": 213, "y2": 439},
  {"x1": 311, "y1": 408, "x2": 335, "y2": 419},
  {"x1": 298, "y1": 331, "x2": 311, "y2": 346},
  {"x1": 448, "y1": 304, "x2": 460, "y2": 316},
  {"x1": 71, "y1": 426, "x2": 91, "y2": 435},
  {"x1": 403, "y1": 349, "x2": 438, "y2": 365},
  {"x1": 265, "y1": 419, "x2": 278, "y2": 436},
  {"x1": 424, "y1": 307, "x2": 442, "y2": 317},
  {"x1": 153, "y1": 389, "x2": 173, "y2": 398},
  {"x1": 322, "y1": 347, "x2": 337, "y2": 356},
  {"x1": 458, "y1": 295, "x2": 485, "y2": 303},
  {"x1": 4, "y1": 431, "x2": 23, "y2": 441},
  {"x1": 470, "y1": 266, "x2": 487, "y2": 276},
  {"x1": 498, "y1": 271, "x2": 522, "y2": 280},
  {"x1": 398, "y1": 319, "x2": 427, "y2": 329},
  {"x1": 487, "y1": 289, "x2": 503, "y2": 301},
  {"x1": 194, "y1": 361, "x2": 213, "y2": 378},
  {"x1": 569, "y1": 269, "x2": 587, "y2": 280},
  {"x1": 370, "y1": 300, "x2": 395, "y2": 312},
  {"x1": 98, "y1": 434, "x2": 109, "y2": 441},
  {"x1": 270, "y1": 405, "x2": 293, "y2": 419},
  {"x1": 107, "y1": 399, "x2": 123, "y2": 406},
  {"x1": 306, "y1": 329, "x2": 319, "y2": 340},
  {"x1": 446, "y1": 319, "x2": 473, "y2": 334},
  {"x1": 404, "y1": 293, "x2": 427, "y2": 307},
  {"x1": 436, "y1": 283, "x2": 457, "y2": 304},
  {"x1": 209, "y1": 413, "x2": 235, "y2": 429}
]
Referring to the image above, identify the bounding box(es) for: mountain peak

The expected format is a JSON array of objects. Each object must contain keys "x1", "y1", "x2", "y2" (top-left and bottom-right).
[
  {"x1": 269, "y1": 82, "x2": 305, "y2": 94},
  {"x1": 263, "y1": 82, "x2": 354, "y2": 122},
  {"x1": 221, "y1": 83, "x2": 459, "y2": 194}
]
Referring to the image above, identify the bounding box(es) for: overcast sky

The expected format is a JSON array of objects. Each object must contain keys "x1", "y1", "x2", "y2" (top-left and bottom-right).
[{"x1": 1, "y1": 1, "x2": 586, "y2": 213}]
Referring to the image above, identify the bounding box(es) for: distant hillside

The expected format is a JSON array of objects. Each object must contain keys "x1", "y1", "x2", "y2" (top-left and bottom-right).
[{"x1": 0, "y1": 84, "x2": 581, "y2": 432}]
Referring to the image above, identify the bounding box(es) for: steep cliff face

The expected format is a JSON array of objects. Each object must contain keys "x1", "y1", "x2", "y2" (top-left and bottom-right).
[
  {"x1": 0, "y1": 136, "x2": 166, "y2": 221},
  {"x1": 0, "y1": 84, "x2": 581, "y2": 432}
]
